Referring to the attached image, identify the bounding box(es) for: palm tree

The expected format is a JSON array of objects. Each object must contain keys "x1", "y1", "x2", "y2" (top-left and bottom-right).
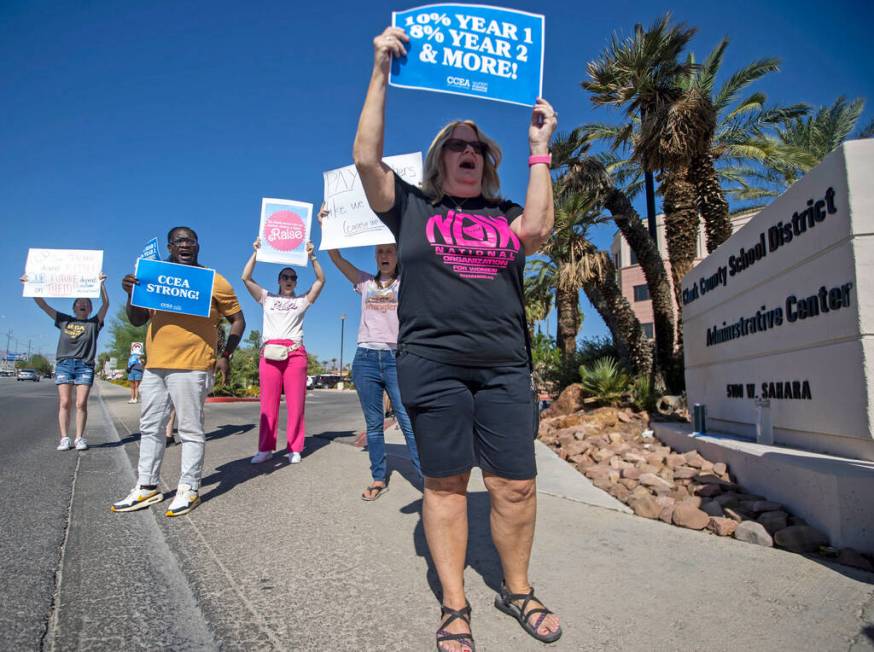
[
  {"x1": 559, "y1": 151, "x2": 678, "y2": 390},
  {"x1": 583, "y1": 13, "x2": 696, "y2": 241},
  {"x1": 530, "y1": 191, "x2": 653, "y2": 376}
]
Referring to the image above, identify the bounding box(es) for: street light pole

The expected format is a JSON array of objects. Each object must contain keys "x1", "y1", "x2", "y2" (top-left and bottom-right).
[{"x1": 339, "y1": 314, "x2": 346, "y2": 376}]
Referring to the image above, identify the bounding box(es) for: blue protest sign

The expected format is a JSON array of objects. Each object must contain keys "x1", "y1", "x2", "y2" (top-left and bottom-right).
[
  {"x1": 390, "y1": 4, "x2": 544, "y2": 107},
  {"x1": 131, "y1": 258, "x2": 216, "y2": 318},
  {"x1": 141, "y1": 237, "x2": 161, "y2": 261}
]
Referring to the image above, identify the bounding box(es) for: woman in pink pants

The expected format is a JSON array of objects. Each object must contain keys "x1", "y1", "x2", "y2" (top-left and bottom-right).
[{"x1": 242, "y1": 238, "x2": 325, "y2": 464}]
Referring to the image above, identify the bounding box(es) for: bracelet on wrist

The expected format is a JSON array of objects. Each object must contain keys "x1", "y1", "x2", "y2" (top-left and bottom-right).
[{"x1": 528, "y1": 153, "x2": 552, "y2": 167}]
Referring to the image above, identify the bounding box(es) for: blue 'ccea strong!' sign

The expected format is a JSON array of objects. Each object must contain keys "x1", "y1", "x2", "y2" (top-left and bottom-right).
[
  {"x1": 390, "y1": 4, "x2": 544, "y2": 107},
  {"x1": 131, "y1": 258, "x2": 216, "y2": 318}
]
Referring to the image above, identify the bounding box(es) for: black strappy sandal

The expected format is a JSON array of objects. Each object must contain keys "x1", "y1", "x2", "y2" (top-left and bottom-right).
[
  {"x1": 436, "y1": 601, "x2": 475, "y2": 651},
  {"x1": 495, "y1": 583, "x2": 562, "y2": 643}
]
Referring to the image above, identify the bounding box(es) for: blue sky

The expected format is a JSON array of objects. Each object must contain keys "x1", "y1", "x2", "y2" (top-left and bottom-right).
[{"x1": 2, "y1": 0, "x2": 872, "y2": 364}]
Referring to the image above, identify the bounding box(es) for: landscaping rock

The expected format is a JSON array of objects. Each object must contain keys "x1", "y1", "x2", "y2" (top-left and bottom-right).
[
  {"x1": 713, "y1": 462, "x2": 727, "y2": 476},
  {"x1": 619, "y1": 478, "x2": 639, "y2": 491},
  {"x1": 701, "y1": 501, "x2": 725, "y2": 518},
  {"x1": 672, "y1": 504, "x2": 710, "y2": 530},
  {"x1": 608, "y1": 484, "x2": 631, "y2": 503},
  {"x1": 742, "y1": 500, "x2": 784, "y2": 513},
  {"x1": 708, "y1": 517, "x2": 738, "y2": 537},
  {"x1": 631, "y1": 486, "x2": 652, "y2": 501},
  {"x1": 757, "y1": 511, "x2": 789, "y2": 535},
  {"x1": 693, "y1": 484, "x2": 723, "y2": 498},
  {"x1": 774, "y1": 525, "x2": 829, "y2": 553},
  {"x1": 639, "y1": 473, "x2": 673, "y2": 491},
  {"x1": 734, "y1": 521, "x2": 774, "y2": 547},
  {"x1": 724, "y1": 507, "x2": 751, "y2": 522},
  {"x1": 836, "y1": 549, "x2": 874, "y2": 572},
  {"x1": 621, "y1": 467, "x2": 641, "y2": 480},
  {"x1": 629, "y1": 495, "x2": 662, "y2": 519},
  {"x1": 659, "y1": 505, "x2": 675, "y2": 524},
  {"x1": 683, "y1": 451, "x2": 707, "y2": 468},
  {"x1": 665, "y1": 453, "x2": 687, "y2": 468},
  {"x1": 672, "y1": 466, "x2": 698, "y2": 480},
  {"x1": 714, "y1": 492, "x2": 740, "y2": 507},
  {"x1": 541, "y1": 384, "x2": 585, "y2": 417},
  {"x1": 562, "y1": 439, "x2": 591, "y2": 457}
]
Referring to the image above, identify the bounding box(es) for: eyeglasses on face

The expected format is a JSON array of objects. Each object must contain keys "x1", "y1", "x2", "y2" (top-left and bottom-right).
[
  {"x1": 280, "y1": 274, "x2": 297, "y2": 281},
  {"x1": 170, "y1": 237, "x2": 197, "y2": 246},
  {"x1": 443, "y1": 138, "x2": 488, "y2": 156}
]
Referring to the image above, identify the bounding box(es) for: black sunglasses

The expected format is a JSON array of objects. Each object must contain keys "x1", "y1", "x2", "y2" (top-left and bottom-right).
[
  {"x1": 280, "y1": 273, "x2": 297, "y2": 281},
  {"x1": 170, "y1": 237, "x2": 197, "y2": 246},
  {"x1": 443, "y1": 138, "x2": 488, "y2": 156}
]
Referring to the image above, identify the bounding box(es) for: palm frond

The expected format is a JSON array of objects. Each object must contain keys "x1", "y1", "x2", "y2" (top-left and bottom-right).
[{"x1": 713, "y1": 57, "x2": 780, "y2": 113}]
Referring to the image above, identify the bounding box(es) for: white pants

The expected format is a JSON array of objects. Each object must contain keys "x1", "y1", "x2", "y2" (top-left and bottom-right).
[{"x1": 137, "y1": 369, "x2": 210, "y2": 490}]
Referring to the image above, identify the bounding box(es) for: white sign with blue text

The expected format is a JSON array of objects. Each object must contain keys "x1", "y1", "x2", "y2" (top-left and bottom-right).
[
  {"x1": 390, "y1": 4, "x2": 544, "y2": 107},
  {"x1": 131, "y1": 258, "x2": 216, "y2": 318}
]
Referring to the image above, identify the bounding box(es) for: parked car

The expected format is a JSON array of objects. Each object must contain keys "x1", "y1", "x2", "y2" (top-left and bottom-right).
[
  {"x1": 312, "y1": 374, "x2": 344, "y2": 389},
  {"x1": 306, "y1": 375, "x2": 314, "y2": 390},
  {"x1": 17, "y1": 368, "x2": 40, "y2": 382}
]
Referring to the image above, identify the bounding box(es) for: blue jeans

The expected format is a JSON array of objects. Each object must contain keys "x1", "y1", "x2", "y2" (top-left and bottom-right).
[{"x1": 351, "y1": 347, "x2": 421, "y2": 481}]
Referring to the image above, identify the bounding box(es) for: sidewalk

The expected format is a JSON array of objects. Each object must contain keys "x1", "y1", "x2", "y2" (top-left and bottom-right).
[{"x1": 76, "y1": 381, "x2": 874, "y2": 650}]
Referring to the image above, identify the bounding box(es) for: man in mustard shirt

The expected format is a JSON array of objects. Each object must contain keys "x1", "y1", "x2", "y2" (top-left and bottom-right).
[{"x1": 112, "y1": 227, "x2": 246, "y2": 517}]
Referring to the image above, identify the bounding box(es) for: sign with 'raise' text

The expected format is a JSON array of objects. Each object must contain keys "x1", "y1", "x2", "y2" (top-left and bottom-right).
[
  {"x1": 390, "y1": 4, "x2": 544, "y2": 106},
  {"x1": 257, "y1": 199, "x2": 313, "y2": 266},
  {"x1": 131, "y1": 258, "x2": 216, "y2": 318}
]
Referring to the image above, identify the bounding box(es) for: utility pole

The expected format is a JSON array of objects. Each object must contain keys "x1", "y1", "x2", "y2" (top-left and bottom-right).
[
  {"x1": 339, "y1": 314, "x2": 346, "y2": 377},
  {"x1": 27, "y1": 338, "x2": 32, "y2": 359}
]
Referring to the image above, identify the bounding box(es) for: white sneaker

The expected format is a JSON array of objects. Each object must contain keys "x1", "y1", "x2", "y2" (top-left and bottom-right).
[
  {"x1": 57, "y1": 437, "x2": 72, "y2": 451},
  {"x1": 250, "y1": 451, "x2": 272, "y2": 464},
  {"x1": 288, "y1": 452, "x2": 301, "y2": 464},
  {"x1": 74, "y1": 437, "x2": 88, "y2": 451},
  {"x1": 165, "y1": 483, "x2": 200, "y2": 517},
  {"x1": 127, "y1": 398, "x2": 137, "y2": 404},
  {"x1": 111, "y1": 485, "x2": 163, "y2": 512}
]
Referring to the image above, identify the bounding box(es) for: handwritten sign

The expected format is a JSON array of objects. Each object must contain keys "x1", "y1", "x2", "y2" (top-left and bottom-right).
[
  {"x1": 141, "y1": 237, "x2": 161, "y2": 261},
  {"x1": 257, "y1": 199, "x2": 313, "y2": 266},
  {"x1": 319, "y1": 152, "x2": 423, "y2": 250},
  {"x1": 390, "y1": 4, "x2": 544, "y2": 106},
  {"x1": 131, "y1": 258, "x2": 216, "y2": 318},
  {"x1": 22, "y1": 248, "x2": 103, "y2": 298}
]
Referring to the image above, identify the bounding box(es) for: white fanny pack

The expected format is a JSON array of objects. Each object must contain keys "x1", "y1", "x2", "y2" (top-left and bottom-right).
[{"x1": 262, "y1": 342, "x2": 301, "y2": 361}]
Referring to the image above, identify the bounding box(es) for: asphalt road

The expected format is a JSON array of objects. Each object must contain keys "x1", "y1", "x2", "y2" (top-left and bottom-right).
[
  {"x1": 0, "y1": 377, "x2": 78, "y2": 649},
  {"x1": 0, "y1": 380, "x2": 367, "y2": 651}
]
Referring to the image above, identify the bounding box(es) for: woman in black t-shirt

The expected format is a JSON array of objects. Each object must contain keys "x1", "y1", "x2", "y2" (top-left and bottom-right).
[
  {"x1": 353, "y1": 26, "x2": 561, "y2": 651},
  {"x1": 21, "y1": 273, "x2": 109, "y2": 452}
]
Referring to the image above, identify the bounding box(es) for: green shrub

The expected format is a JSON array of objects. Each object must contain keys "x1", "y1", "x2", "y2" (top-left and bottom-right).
[
  {"x1": 631, "y1": 374, "x2": 657, "y2": 412},
  {"x1": 579, "y1": 357, "x2": 630, "y2": 406}
]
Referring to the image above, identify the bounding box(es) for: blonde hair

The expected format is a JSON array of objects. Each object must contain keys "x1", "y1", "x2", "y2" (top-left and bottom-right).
[{"x1": 421, "y1": 120, "x2": 503, "y2": 203}]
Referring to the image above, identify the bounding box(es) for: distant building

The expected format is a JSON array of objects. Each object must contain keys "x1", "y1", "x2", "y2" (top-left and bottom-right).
[{"x1": 610, "y1": 213, "x2": 756, "y2": 337}]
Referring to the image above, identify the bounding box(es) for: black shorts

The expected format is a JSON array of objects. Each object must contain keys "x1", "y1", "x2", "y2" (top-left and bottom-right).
[{"x1": 397, "y1": 351, "x2": 536, "y2": 480}]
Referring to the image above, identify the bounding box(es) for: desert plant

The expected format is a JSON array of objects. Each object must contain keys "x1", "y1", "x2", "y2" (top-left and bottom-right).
[
  {"x1": 579, "y1": 356, "x2": 631, "y2": 406},
  {"x1": 631, "y1": 374, "x2": 657, "y2": 412}
]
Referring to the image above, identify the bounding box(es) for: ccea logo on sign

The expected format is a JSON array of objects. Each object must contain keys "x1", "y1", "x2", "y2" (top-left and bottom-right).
[{"x1": 446, "y1": 76, "x2": 470, "y2": 88}]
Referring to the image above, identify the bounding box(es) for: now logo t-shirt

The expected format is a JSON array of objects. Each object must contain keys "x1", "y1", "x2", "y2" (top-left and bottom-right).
[{"x1": 377, "y1": 174, "x2": 528, "y2": 367}]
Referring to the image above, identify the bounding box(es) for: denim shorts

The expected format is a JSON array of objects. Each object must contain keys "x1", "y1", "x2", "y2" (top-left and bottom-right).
[
  {"x1": 55, "y1": 358, "x2": 95, "y2": 386},
  {"x1": 128, "y1": 370, "x2": 143, "y2": 381}
]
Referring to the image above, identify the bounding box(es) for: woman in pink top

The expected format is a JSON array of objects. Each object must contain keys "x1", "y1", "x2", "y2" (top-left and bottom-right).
[
  {"x1": 319, "y1": 205, "x2": 421, "y2": 500},
  {"x1": 242, "y1": 238, "x2": 325, "y2": 464}
]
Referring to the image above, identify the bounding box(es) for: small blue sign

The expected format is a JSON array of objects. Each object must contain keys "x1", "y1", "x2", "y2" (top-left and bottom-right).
[
  {"x1": 131, "y1": 258, "x2": 216, "y2": 318},
  {"x1": 390, "y1": 4, "x2": 544, "y2": 107},
  {"x1": 142, "y1": 237, "x2": 161, "y2": 261}
]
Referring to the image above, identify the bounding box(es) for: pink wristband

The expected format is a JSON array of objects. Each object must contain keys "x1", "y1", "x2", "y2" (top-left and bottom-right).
[{"x1": 528, "y1": 154, "x2": 552, "y2": 167}]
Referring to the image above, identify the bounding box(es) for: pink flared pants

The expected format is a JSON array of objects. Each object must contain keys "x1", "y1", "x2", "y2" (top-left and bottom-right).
[{"x1": 258, "y1": 341, "x2": 307, "y2": 453}]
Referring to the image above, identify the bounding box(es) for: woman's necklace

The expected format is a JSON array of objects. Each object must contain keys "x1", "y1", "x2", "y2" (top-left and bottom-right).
[
  {"x1": 376, "y1": 274, "x2": 394, "y2": 289},
  {"x1": 448, "y1": 195, "x2": 469, "y2": 212}
]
